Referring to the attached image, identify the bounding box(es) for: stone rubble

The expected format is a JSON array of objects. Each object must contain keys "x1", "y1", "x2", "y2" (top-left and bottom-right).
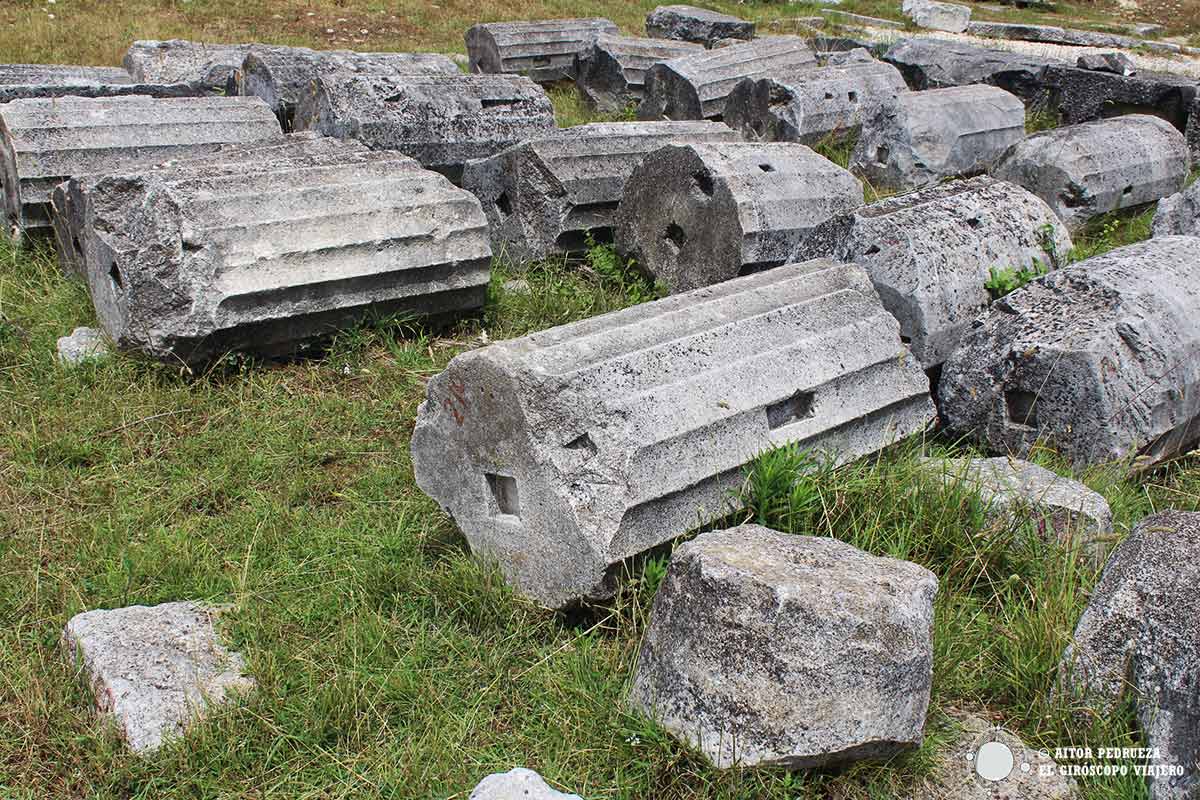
[
  {"x1": 1153, "y1": 181, "x2": 1200, "y2": 237},
  {"x1": 573, "y1": 34, "x2": 703, "y2": 113},
  {"x1": 56, "y1": 326, "x2": 110, "y2": 366},
  {"x1": 644, "y1": 5, "x2": 755, "y2": 48},
  {"x1": 1076, "y1": 51, "x2": 1135, "y2": 75},
  {"x1": 465, "y1": 18, "x2": 618, "y2": 83},
  {"x1": 902, "y1": 0, "x2": 972, "y2": 33},
  {"x1": 469, "y1": 768, "x2": 583, "y2": 800}
]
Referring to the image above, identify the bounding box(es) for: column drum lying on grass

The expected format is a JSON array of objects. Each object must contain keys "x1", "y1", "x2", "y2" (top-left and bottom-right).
[
  {"x1": 460, "y1": 120, "x2": 737, "y2": 262},
  {"x1": 724, "y1": 61, "x2": 908, "y2": 146},
  {"x1": 644, "y1": 5, "x2": 755, "y2": 48},
  {"x1": 939, "y1": 236, "x2": 1200, "y2": 469},
  {"x1": 123, "y1": 39, "x2": 255, "y2": 89},
  {"x1": 465, "y1": 18, "x2": 618, "y2": 83},
  {"x1": 849, "y1": 84, "x2": 1025, "y2": 192},
  {"x1": 614, "y1": 142, "x2": 863, "y2": 294},
  {"x1": 294, "y1": 72, "x2": 556, "y2": 184},
  {"x1": 0, "y1": 63, "x2": 202, "y2": 103},
  {"x1": 410, "y1": 261, "x2": 935, "y2": 608},
  {"x1": 63, "y1": 135, "x2": 491, "y2": 364},
  {"x1": 992, "y1": 115, "x2": 1190, "y2": 232},
  {"x1": 0, "y1": 95, "x2": 281, "y2": 236},
  {"x1": 638, "y1": 37, "x2": 818, "y2": 121},
  {"x1": 574, "y1": 35, "x2": 703, "y2": 113}
]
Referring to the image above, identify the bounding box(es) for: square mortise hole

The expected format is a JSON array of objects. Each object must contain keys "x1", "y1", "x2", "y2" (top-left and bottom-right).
[
  {"x1": 486, "y1": 473, "x2": 520, "y2": 518},
  {"x1": 766, "y1": 391, "x2": 815, "y2": 429},
  {"x1": 1006, "y1": 390, "x2": 1039, "y2": 428}
]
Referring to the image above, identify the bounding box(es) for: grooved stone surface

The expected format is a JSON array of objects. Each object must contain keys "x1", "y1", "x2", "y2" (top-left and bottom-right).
[
  {"x1": 123, "y1": 39, "x2": 255, "y2": 88},
  {"x1": 645, "y1": 5, "x2": 755, "y2": 47},
  {"x1": 574, "y1": 34, "x2": 702, "y2": 112},
  {"x1": 465, "y1": 18, "x2": 618, "y2": 83}
]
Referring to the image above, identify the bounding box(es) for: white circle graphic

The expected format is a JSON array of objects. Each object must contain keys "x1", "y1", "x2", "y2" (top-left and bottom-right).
[{"x1": 975, "y1": 741, "x2": 1015, "y2": 782}]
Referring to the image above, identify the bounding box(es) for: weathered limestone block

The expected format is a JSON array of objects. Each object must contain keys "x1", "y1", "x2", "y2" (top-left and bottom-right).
[
  {"x1": 1076, "y1": 51, "x2": 1135, "y2": 75},
  {"x1": 964, "y1": 20, "x2": 1176, "y2": 51},
  {"x1": 1038, "y1": 65, "x2": 1197, "y2": 129},
  {"x1": 294, "y1": 72, "x2": 556, "y2": 183},
  {"x1": 993, "y1": 115, "x2": 1190, "y2": 232},
  {"x1": 465, "y1": 18, "x2": 618, "y2": 83},
  {"x1": 939, "y1": 236, "x2": 1200, "y2": 469},
  {"x1": 65, "y1": 136, "x2": 491, "y2": 364},
  {"x1": 0, "y1": 95, "x2": 281, "y2": 235},
  {"x1": 234, "y1": 45, "x2": 459, "y2": 129},
  {"x1": 573, "y1": 34, "x2": 702, "y2": 113},
  {"x1": 56, "y1": 326, "x2": 109, "y2": 366},
  {"x1": 820, "y1": 10, "x2": 906, "y2": 29},
  {"x1": 902, "y1": 0, "x2": 971, "y2": 33},
  {"x1": 881, "y1": 37, "x2": 1056, "y2": 96},
  {"x1": 1059, "y1": 510, "x2": 1200, "y2": 800},
  {"x1": 1153, "y1": 182, "x2": 1200, "y2": 237},
  {"x1": 724, "y1": 61, "x2": 908, "y2": 146},
  {"x1": 791, "y1": 177, "x2": 1070, "y2": 369},
  {"x1": 630, "y1": 525, "x2": 937, "y2": 768},
  {"x1": 1188, "y1": 94, "x2": 1200, "y2": 161},
  {"x1": 615, "y1": 142, "x2": 862, "y2": 293},
  {"x1": 849, "y1": 85, "x2": 1025, "y2": 191},
  {"x1": 410, "y1": 262, "x2": 935, "y2": 608},
  {"x1": 638, "y1": 37, "x2": 818, "y2": 121},
  {"x1": 470, "y1": 769, "x2": 583, "y2": 800},
  {"x1": 460, "y1": 121, "x2": 737, "y2": 262},
  {"x1": 123, "y1": 39, "x2": 254, "y2": 89},
  {"x1": 62, "y1": 601, "x2": 253, "y2": 754},
  {"x1": 0, "y1": 64, "x2": 203, "y2": 104},
  {"x1": 645, "y1": 5, "x2": 755, "y2": 47}
]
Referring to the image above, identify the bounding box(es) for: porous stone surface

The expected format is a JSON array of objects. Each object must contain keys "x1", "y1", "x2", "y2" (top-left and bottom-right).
[
  {"x1": 410, "y1": 262, "x2": 935, "y2": 608},
  {"x1": 964, "y1": 20, "x2": 1174, "y2": 51},
  {"x1": 638, "y1": 36, "x2": 817, "y2": 121},
  {"x1": 465, "y1": 18, "x2": 618, "y2": 83},
  {"x1": 644, "y1": 5, "x2": 755, "y2": 48},
  {"x1": 469, "y1": 768, "x2": 583, "y2": 800},
  {"x1": 615, "y1": 142, "x2": 863, "y2": 293},
  {"x1": 882, "y1": 37, "x2": 1056, "y2": 95},
  {"x1": 791, "y1": 177, "x2": 1071, "y2": 370},
  {"x1": 724, "y1": 60, "x2": 908, "y2": 146},
  {"x1": 294, "y1": 72, "x2": 555, "y2": 183},
  {"x1": 56, "y1": 326, "x2": 109, "y2": 366},
  {"x1": 629, "y1": 525, "x2": 937, "y2": 768},
  {"x1": 902, "y1": 0, "x2": 972, "y2": 33},
  {"x1": 0, "y1": 63, "x2": 202, "y2": 103},
  {"x1": 939, "y1": 236, "x2": 1200, "y2": 469},
  {"x1": 573, "y1": 34, "x2": 703, "y2": 112},
  {"x1": 233, "y1": 45, "x2": 458, "y2": 128},
  {"x1": 1038, "y1": 65, "x2": 1197, "y2": 129},
  {"x1": 993, "y1": 115, "x2": 1190, "y2": 232},
  {"x1": 62, "y1": 135, "x2": 490, "y2": 364},
  {"x1": 123, "y1": 39, "x2": 254, "y2": 89},
  {"x1": 1188, "y1": 94, "x2": 1200, "y2": 161},
  {"x1": 1058, "y1": 510, "x2": 1200, "y2": 800},
  {"x1": 1076, "y1": 51, "x2": 1135, "y2": 75},
  {"x1": 1153, "y1": 182, "x2": 1200, "y2": 237},
  {"x1": 849, "y1": 84, "x2": 1025, "y2": 191},
  {"x1": 0, "y1": 95, "x2": 281, "y2": 235},
  {"x1": 62, "y1": 601, "x2": 254, "y2": 754},
  {"x1": 460, "y1": 120, "x2": 737, "y2": 262}
]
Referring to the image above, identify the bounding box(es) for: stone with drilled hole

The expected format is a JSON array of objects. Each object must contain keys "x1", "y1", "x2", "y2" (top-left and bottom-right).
[
  {"x1": 881, "y1": 37, "x2": 1056, "y2": 95},
  {"x1": 0, "y1": 63, "x2": 203, "y2": 104},
  {"x1": 56, "y1": 326, "x2": 109, "y2": 366},
  {"x1": 630, "y1": 525, "x2": 937, "y2": 768},
  {"x1": 123, "y1": 39, "x2": 256, "y2": 89},
  {"x1": 849, "y1": 84, "x2": 1025, "y2": 192},
  {"x1": 465, "y1": 18, "x2": 618, "y2": 84},
  {"x1": 1153, "y1": 182, "x2": 1200, "y2": 237},
  {"x1": 411, "y1": 262, "x2": 934, "y2": 608},
  {"x1": 902, "y1": 0, "x2": 971, "y2": 33},
  {"x1": 62, "y1": 601, "x2": 253, "y2": 754},
  {"x1": 939, "y1": 236, "x2": 1200, "y2": 469},
  {"x1": 461, "y1": 121, "x2": 737, "y2": 262},
  {"x1": 573, "y1": 34, "x2": 702, "y2": 112},
  {"x1": 993, "y1": 115, "x2": 1190, "y2": 232},
  {"x1": 645, "y1": 5, "x2": 755, "y2": 48},
  {"x1": 469, "y1": 768, "x2": 583, "y2": 800}
]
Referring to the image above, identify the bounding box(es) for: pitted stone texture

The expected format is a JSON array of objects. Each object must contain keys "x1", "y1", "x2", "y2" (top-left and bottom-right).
[
  {"x1": 460, "y1": 121, "x2": 737, "y2": 262},
  {"x1": 123, "y1": 39, "x2": 254, "y2": 89},
  {"x1": 1058, "y1": 510, "x2": 1200, "y2": 800},
  {"x1": 56, "y1": 327, "x2": 109, "y2": 366},
  {"x1": 62, "y1": 601, "x2": 253, "y2": 754},
  {"x1": 1076, "y1": 51, "x2": 1136, "y2": 75},
  {"x1": 850, "y1": 84, "x2": 1025, "y2": 192},
  {"x1": 902, "y1": 0, "x2": 971, "y2": 33},
  {"x1": 410, "y1": 262, "x2": 934, "y2": 608},
  {"x1": 469, "y1": 769, "x2": 583, "y2": 800},
  {"x1": 234, "y1": 46, "x2": 458, "y2": 129},
  {"x1": 574, "y1": 35, "x2": 702, "y2": 113},
  {"x1": 964, "y1": 20, "x2": 1180, "y2": 51},
  {"x1": 993, "y1": 115, "x2": 1190, "y2": 232},
  {"x1": 1153, "y1": 182, "x2": 1200, "y2": 237},
  {"x1": 615, "y1": 142, "x2": 862, "y2": 294},
  {"x1": 0, "y1": 63, "x2": 202, "y2": 104},
  {"x1": 638, "y1": 36, "x2": 817, "y2": 121},
  {"x1": 1188, "y1": 95, "x2": 1200, "y2": 161},
  {"x1": 791, "y1": 177, "x2": 1070, "y2": 370},
  {"x1": 882, "y1": 37, "x2": 1056, "y2": 96},
  {"x1": 939, "y1": 236, "x2": 1200, "y2": 469},
  {"x1": 294, "y1": 72, "x2": 555, "y2": 184},
  {"x1": 724, "y1": 61, "x2": 908, "y2": 146},
  {"x1": 1038, "y1": 66, "x2": 1197, "y2": 129},
  {"x1": 630, "y1": 525, "x2": 937, "y2": 768},
  {"x1": 645, "y1": 5, "x2": 755, "y2": 48},
  {"x1": 465, "y1": 18, "x2": 618, "y2": 84},
  {"x1": 65, "y1": 135, "x2": 490, "y2": 364},
  {"x1": 0, "y1": 95, "x2": 281, "y2": 235}
]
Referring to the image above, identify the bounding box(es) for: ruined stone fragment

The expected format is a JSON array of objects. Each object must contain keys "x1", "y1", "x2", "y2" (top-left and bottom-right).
[
  {"x1": 466, "y1": 18, "x2": 618, "y2": 83},
  {"x1": 123, "y1": 39, "x2": 255, "y2": 89},
  {"x1": 574, "y1": 34, "x2": 702, "y2": 112},
  {"x1": 645, "y1": 5, "x2": 755, "y2": 48}
]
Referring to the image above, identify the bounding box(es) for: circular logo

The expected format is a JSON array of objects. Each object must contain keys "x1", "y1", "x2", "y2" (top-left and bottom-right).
[{"x1": 975, "y1": 740, "x2": 1016, "y2": 782}]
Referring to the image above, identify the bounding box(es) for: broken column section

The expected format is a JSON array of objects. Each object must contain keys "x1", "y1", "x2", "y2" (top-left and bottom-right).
[
  {"x1": 465, "y1": 18, "x2": 618, "y2": 83},
  {"x1": 574, "y1": 35, "x2": 703, "y2": 113},
  {"x1": 123, "y1": 39, "x2": 255, "y2": 89},
  {"x1": 644, "y1": 5, "x2": 756, "y2": 48},
  {"x1": 0, "y1": 63, "x2": 201, "y2": 103},
  {"x1": 411, "y1": 260, "x2": 935, "y2": 608}
]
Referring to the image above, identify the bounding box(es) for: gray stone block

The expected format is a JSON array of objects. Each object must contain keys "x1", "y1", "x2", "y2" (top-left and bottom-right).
[
  {"x1": 993, "y1": 115, "x2": 1190, "y2": 232},
  {"x1": 939, "y1": 236, "x2": 1200, "y2": 469},
  {"x1": 0, "y1": 63, "x2": 206, "y2": 105},
  {"x1": 64, "y1": 135, "x2": 491, "y2": 364},
  {"x1": 293, "y1": 72, "x2": 556, "y2": 184},
  {"x1": 460, "y1": 121, "x2": 737, "y2": 262},
  {"x1": 638, "y1": 36, "x2": 818, "y2": 121},
  {"x1": 820, "y1": 10, "x2": 906, "y2": 29},
  {"x1": 0, "y1": 95, "x2": 281, "y2": 236},
  {"x1": 470, "y1": 769, "x2": 583, "y2": 800},
  {"x1": 1038, "y1": 65, "x2": 1196, "y2": 129},
  {"x1": 792, "y1": 177, "x2": 1071, "y2": 370},
  {"x1": 630, "y1": 525, "x2": 937, "y2": 768},
  {"x1": 573, "y1": 34, "x2": 702, "y2": 113},
  {"x1": 724, "y1": 61, "x2": 908, "y2": 146},
  {"x1": 1188, "y1": 95, "x2": 1200, "y2": 162},
  {"x1": 850, "y1": 85, "x2": 1026, "y2": 192},
  {"x1": 615, "y1": 142, "x2": 863, "y2": 294},
  {"x1": 1058, "y1": 510, "x2": 1200, "y2": 800},
  {"x1": 62, "y1": 601, "x2": 253, "y2": 754},
  {"x1": 1076, "y1": 51, "x2": 1136, "y2": 75},
  {"x1": 410, "y1": 261, "x2": 935, "y2": 608},
  {"x1": 56, "y1": 326, "x2": 109, "y2": 366},
  {"x1": 123, "y1": 39, "x2": 255, "y2": 89},
  {"x1": 645, "y1": 5, "x2": 755, "y2": 48},
  {"x1": 465, "y1": 18, "x2": 618, "y2": 84},
  {"x1": 1153, "y1": 182, "x2": 1200, "y2": 237},
  {"x1": 902, "y1": 0, "x2": 971, "y2": 33},
  {"x1": 965, "y1": 20, "x2": 1185, "y2": 53},
  {"x1": 882, "y1": 37, "x2": 1057, "y2": 96}
]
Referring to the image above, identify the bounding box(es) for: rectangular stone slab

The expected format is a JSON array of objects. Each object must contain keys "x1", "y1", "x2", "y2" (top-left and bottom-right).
[
  {"x1": 123, "y1": 39, "x2": 257, "y2": 88},
  {"x1": 465, "y1": 18, "x2": 618, "y2": 83}
]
